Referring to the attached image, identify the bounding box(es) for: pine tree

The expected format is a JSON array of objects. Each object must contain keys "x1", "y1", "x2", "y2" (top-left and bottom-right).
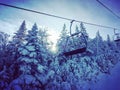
[
  {"x1": 3, "y1": 21, "x2": 27, "y2": 79},
  {"x1": 6, "y1": 20, "x2": 27, "y2": 60},
  {"x1": 0, "y1": 31, "x2": 9, "y2": 71},
  {"x1": 60, "y1": 24, "x2": 68, "y2": 38},
  {"x1": 0, "y1": 32, "x2": 9, "y2": 51},
  {"x1": 38, "y1": 28, "x2": 53, "y2": 66},
  {"x1": 0, "y1": 21, "x2": 27, "y2": 89},
  {"x1": 13, "y1": 20, "x2": 26, "y2": 46},
  {"x1": 38, "y1": 28, "x2": 49, "y2": 45},
  {"x1": 88, "y1": 31, "x2": 104, "y2": 55},
  {"x1": 107, "y1": 34, "x2": 111, "y2": 44},
  {"x1": 80, "y1": 23, "x2": 88, "y2": 37},
  {"x1": 77, "y1": 23, "x2": 88, "y2": 49},
  {"x1": 16, "y1": 23, "x2": 55, "y2": 89},
  {"x1": 18, "y1": 23, "x2": 40, "y2": 74},
  {"x1": 57, "y1": 24, "x2": 68, "y2": 54}
]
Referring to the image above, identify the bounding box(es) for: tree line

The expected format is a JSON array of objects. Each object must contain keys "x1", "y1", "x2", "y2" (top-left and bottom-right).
[{"x1": 0, "y1": 21, "x2": 120, "y2": 90}]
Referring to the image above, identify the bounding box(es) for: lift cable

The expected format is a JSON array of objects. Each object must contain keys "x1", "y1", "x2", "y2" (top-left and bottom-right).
[
  {"x1": 0, "y1": 2, "x2": 120, "y2": 30},
  {"x1": 96, "y1": 0, "x2": 120, "y2": 19}
]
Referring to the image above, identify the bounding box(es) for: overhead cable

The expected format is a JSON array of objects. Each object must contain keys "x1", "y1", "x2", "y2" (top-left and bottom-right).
[
  {"x1": 0, "y1": 2, "x2": 120, "y2": 30},
  {"x1": 96, "y1": 0, "x2": 120, "y2": 19}
]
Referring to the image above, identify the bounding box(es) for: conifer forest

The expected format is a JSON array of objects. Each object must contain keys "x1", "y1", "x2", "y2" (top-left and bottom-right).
[
  {"x1": 0, "y1": 0, "x2": 120, "y2": 90},
  {"x1": 0, "y1": 20, "x2": 120, "y2": 90}
]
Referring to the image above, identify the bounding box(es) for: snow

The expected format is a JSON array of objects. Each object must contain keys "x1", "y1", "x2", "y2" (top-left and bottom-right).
[
  {"x1": 18, "y1": 47, "x2": 24, "y2": 51},
  {"x1": 45, "y1": 82, "x2": 61, "y2": 90},
  {"x1": 47, "y1": 70, "x2": 55, "y2": 79},
  {"x1": 29, "y1": 52, "x2": 37, "y2": 58},
  {"x1": 18, "y1": 57, "x2": 38, "y2": 64},
  {"x1": 0, "y1": 21, "x2": 120, "y2": 90},
  {"x1": 20, "y1": 75, "x2": 36, "y2": 84},
  {"x1": 11, "y1": 85, "x2": 22, "y2": 90},
  {"x1": 9, "y1": 74, "x2": 37, "y2": 89},
  {"x1": 91, "y1": 62, "x2": 120, "y2": 90},
  {"x1": 20, "y1": 49, "x2": 29, "y2": 55},
  {"x1": 25, "y1": 45, "x2": 35, "y2": 51},
  {"x1": 61, "y1": 82, "x2": 71, "y2": 90},
  {"x1": 37, "y1": 64, "x2": 45, "y2": 73}
]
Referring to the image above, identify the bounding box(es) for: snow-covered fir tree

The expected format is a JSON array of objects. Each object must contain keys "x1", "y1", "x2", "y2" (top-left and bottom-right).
[
  {"x1": 57, "y1": 24, "x2": 68, "y2": 54},
  {"x1": 6, "y1": 20, "x2": 27, "y2": 61},
  {"x1": 0, "y1": 20, "x2": 120, "y2": 90},
  {"x1": 13, "y1": 20, "x2": 26, "y2": 46},
  {"x1": 0, "y1": 31, "x2": 9, "y2": 77},
  {"x1": 0, "y1": 31, "x2": 9, "y2": 51},
  {"x1": 12, "y1": 23, "x2": 54, "y2": 89},
  {"x1": 0, "y1": 32, "x2": 9, "y2": 61},
  {"x1": 0, "y1": 21, "x2": 27, "y2": 89}
]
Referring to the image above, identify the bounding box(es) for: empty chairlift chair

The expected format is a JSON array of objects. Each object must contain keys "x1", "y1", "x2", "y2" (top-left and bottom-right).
[
  {"x1": 63, "y1": 20, "x2": 88, "y2": 57},
  {"x1": 114, "y1": 29, "x2": 120, "y2": 42}
]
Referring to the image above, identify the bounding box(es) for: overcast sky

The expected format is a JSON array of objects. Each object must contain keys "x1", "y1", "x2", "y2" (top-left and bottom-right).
[{"x1": 0, "y1": 0, "x2": 120, "y2": 41}]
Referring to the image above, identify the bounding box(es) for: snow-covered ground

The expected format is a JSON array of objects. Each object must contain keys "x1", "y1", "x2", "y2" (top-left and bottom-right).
[{"x1": 92, "y1": 62, "x2": 120, "y2": 90}]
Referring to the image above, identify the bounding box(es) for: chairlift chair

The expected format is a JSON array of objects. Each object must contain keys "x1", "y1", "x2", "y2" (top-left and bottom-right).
[
  {"x1": 114, "y1": 29, "x2": 120, "y2": 42},
  {"x1": 63, "y1": 20, "x2": 88, "y2": 57}
]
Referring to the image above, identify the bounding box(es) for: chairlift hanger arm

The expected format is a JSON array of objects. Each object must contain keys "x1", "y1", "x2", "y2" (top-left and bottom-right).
[
  {"x1": 69, "y1": 20, "x2": 87, "y2": 44},
  {"x1": 70, "y1": 20, "x2": 82, "y2": 36},
  {"x1": 70, "y1": 20, "x2": 75, "y2": 36}
]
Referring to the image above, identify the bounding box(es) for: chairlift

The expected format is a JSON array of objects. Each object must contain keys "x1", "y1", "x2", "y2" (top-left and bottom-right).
[
  {"x1": 114, "y1": 29, "x2": 120, "y2": 42},
  {"x1": 63, "y1": 20, "x2": 88, "y2": 56}
]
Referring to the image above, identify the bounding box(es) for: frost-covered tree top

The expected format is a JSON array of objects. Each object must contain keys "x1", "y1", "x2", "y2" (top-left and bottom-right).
[
  {"x1": 75, "y1": 25, "x2": 79, "y2": 33},
  {"x1": 57, "y1": 24, "x2": 68, "y2": 53},
  {"x1": 60, "y1": 24, "x2": 68, "y2": 38},
  {"x1": 107, "y1": 34, "x2": 112, "y2": 47},
  {"x1": 95, "y1": 31, "x2": 103, "y2": 41},
  {"x1": 12, "y1": 20, "x2": 27, "y2": 46},
  {"x1": 38, "y1": 28, "x2": 49, "y2": 46},
  {"x1": 107, "y1": 34, "x2": 111, "y2": 42},
  {"x1": 26, "y1": 23, "x2": 39, "y2": 43},
  {"x1": 80, "y1": 23, "x2": 88, "y2": 36},
  {"x1": 31, "y1": 23, "x2": 38, "y2": 35},
  {"x1": 0, "y1": 32, "x2": 9, "y2": 45},
  {"x1": 19, "y1": 23, "x2": 40, "y2": 59},
  {"x1": 13, "y1": 20, "x2": 26, "y2": 41}
]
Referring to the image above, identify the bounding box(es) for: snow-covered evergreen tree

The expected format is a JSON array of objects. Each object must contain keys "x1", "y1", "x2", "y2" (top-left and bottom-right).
[
  {"x1": 0, "y1": 32, "x2": 9, "y2": 61},
  {"x1": 13, "y1": 20, "x2": 26, "y2": 46},
  {"x1": 0, "y1": 21, "x2": 27, "y2": 89},
  {"x1": 0, "y1": 32, "x2": 9, "y2": 83},
  {"x1": 57, "y1": 24, "x2": 68, "y2": 53},
  {"x1": 17, "y1": 23, "x2": 41, "y2": 74},
  {"x1": 6, "y1": 20, "x2": 27, "y2": 61},
  {"x1": 0, "y1": 20, "x2": 120, "y2": 90},
  {"x1": 13, "y1": 23, "x2": 54, "y2": 89},
  {"x1": 38, "y1": 28, "x2": 53, "y2": 66},
  {"x1": 75, "y1": 23, "x2": 88, "y2": 50},
  {"x1": 88, "y1": 31, "x2": 104, "y2": 55},
  {"x1": 80, "y1": 23, "x2": 88, "y2": 38},
  {"x1": 0, "y1": 31, "x2": 9, "y2": 51}
]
